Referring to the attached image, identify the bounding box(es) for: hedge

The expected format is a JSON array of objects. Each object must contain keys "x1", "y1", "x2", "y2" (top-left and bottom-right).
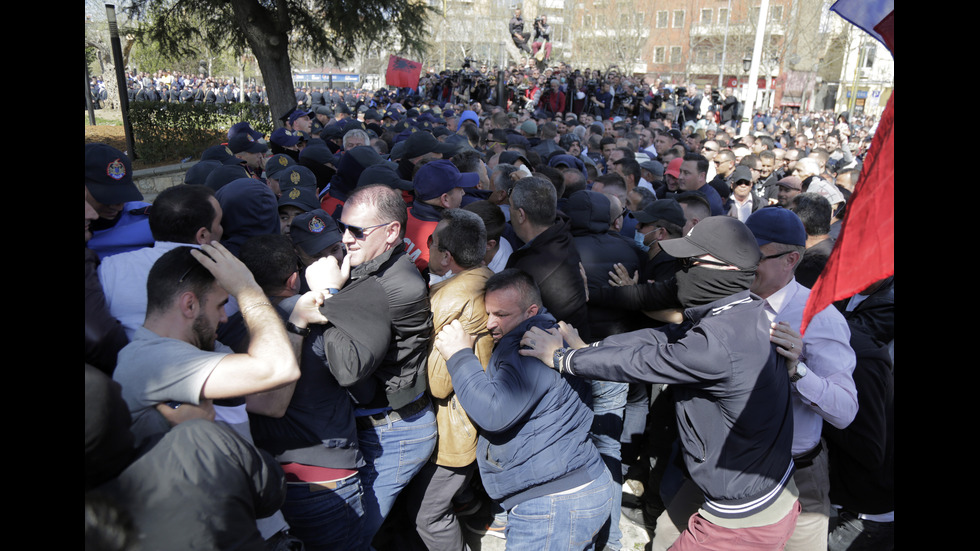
[{"x1": 129, "y1": 101, "x2": 273, "y2": 164}]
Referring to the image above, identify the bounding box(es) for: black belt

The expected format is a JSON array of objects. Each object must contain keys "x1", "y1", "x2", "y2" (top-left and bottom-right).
[
  {"x1": 793, "y1": 441, "x2": 823, "y2": 469},
  {"x1": 356, "y1": 394, "x2": 430, "y2": 430}
]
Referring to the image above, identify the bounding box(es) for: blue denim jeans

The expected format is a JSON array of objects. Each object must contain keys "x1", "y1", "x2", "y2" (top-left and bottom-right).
[
  {"x1": 590, "y1": 379, "x2": 628, "y2": 550},
  {"x1": 506, "y1": 467, "x2": 615, "y2": 551},
  {"x1": 280, "y1": 474, "x2": 366, "y2": 551},
  {"x1": 356, "y1": 403, "x2": 438, "y2": 544}
]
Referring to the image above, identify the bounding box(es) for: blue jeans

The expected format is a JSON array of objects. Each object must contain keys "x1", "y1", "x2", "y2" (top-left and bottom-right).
[
  {"x1": 357, "y1": 403, "x2": 438, "y2": 544},
  {"x1": 590, "y1": 380, "x2": 628, "y2": 550},
  {"x1": 280, "y1": 474, "x2": 366, "y2": 551},
  {"x1": 506, "y1": 467, "x2": 615, "y2": 551}
]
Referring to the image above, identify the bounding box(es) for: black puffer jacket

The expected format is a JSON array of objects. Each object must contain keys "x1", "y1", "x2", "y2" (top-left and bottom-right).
[{"x1": 565, "y1": 190, "x2": 646, "y2": 339}]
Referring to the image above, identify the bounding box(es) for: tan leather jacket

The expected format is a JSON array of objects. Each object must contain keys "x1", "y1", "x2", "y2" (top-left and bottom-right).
[{"x1": 427, "y1": 267, "x2": 494, "y2": 467}]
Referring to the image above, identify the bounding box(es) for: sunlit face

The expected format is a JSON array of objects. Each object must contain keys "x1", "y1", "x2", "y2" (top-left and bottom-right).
[
  {"x1": 676, "y1": 160, "x2": 703, "y2": 191},
  {"x1": 485, "y1": 286, "x2": 538, "y2": 343},
  {"x1": 339, "y1": 202, "x2": 396, "y2": 267}
]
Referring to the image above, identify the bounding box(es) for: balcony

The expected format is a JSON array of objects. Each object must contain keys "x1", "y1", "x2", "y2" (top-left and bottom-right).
[{"x1": 689, "y1": 21, "x2": 785, "y2": 38}]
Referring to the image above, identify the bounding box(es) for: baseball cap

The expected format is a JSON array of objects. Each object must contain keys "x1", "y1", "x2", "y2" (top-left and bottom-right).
[
  {"x1": 413, "y1": 159, "x2": 479, "y2": 201},
  {"x1": 278, "y1": 184, "x2": 320, "y2": 212},
  {"x1": 288, "y1": 109, "x2": 313, "y2": 125},
  {"x1": 357, "y1": 162, "x2": 414, "y2": 192},
  {"x1": 632, "y1": 198, "x2": 685, "y2": 228},
  {"x1": 85, "y1": 143, "x2": 143, "y2": 204},
  {"x1": 264, "y1": 153, "x2": 297, "y2": 180},
  {"x1": 228, "y1": 132, "x2": 269, "y2": 154},
  {"x1": 391, "y1": 131, "x2": 456, "y2": 161},
  {"x1": 204, "y1": 164, "x2": 251, "y2": 192},
  {"x1": 745, "y1": 207, "x2": 807, "y2": 247},
  {"x1": 227, "y1": 122, "x2": 264, "y2": 141},
  {"x1": 200, "y1": 144, "x2": 245, "y2": 166},
  {"x1": 290, "y1": 209, "x2": 343, "y2": 257},
  {"x1": 270, "y1": 127, "x2": 303, "y2": 148},
  {"x1": 183, "y1": 160, "x2": 221, "y2": 187},
  {"x1": 278, "y1": 165, "x2": 318, "y2": 191},
  {"x1": 665, "y1": 157, "x2": 683, "y2": 178},
  {"x1": 730, "y1": 165, "x2": 753, "y2": 184},
  {"x1": 659, "y1": 215, "x2": 762, "y2": 270}
]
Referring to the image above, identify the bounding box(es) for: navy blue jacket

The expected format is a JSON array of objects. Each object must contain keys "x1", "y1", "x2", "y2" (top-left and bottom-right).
[{"x1": 446, "y1": 310, "x2": 605, "y2": 510}]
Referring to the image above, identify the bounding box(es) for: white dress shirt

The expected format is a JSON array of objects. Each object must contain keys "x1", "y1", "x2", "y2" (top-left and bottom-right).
[{"x1": 763, "y1": 278, "x2": 859, "y2": 455}]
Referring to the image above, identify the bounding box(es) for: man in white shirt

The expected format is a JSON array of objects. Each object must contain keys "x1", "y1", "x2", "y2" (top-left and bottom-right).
[
  {"x1": 745, "y1": 207, "x2": 858, "y2": 551},
  {"x1": 99, "y1": 184, "x2": 225, "y2": 339}
]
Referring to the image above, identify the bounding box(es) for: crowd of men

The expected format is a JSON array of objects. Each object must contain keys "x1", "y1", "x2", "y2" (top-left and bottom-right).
[{"x1": 85, "y1": 60, "x2": 893, "y2": 551}]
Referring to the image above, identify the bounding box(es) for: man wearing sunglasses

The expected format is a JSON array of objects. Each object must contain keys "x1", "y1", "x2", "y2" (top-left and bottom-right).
[
  {"x1": 520, "y1": 216, "x2": 801, "y2": 551},
  {"x1": 305, "y1": 183, "x2": 436, "y2": 548}
]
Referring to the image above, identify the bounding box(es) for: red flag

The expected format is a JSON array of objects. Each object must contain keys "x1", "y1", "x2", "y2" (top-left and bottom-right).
[
  {"x1": 386, "y1": 55, "x2": 422, "y2": 89},
  {"x1": 801, "y1": 1, "x2": 894, "y2": 336}
]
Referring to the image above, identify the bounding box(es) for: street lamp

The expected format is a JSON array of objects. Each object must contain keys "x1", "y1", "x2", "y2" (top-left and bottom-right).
[{"x1": 742, "y1": 56, "x2": 752, "y2": 73}]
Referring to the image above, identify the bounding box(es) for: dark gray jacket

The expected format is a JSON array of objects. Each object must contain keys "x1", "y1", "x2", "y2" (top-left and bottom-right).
[
  {"x1": 321, "y1": 242, "x2": 433, "y2": 410},
  {"x1": 560, "y1": 290, "x2": 795, "y2": 520}
]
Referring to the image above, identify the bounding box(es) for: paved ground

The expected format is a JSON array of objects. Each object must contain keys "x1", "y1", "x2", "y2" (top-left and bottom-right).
[{"x1": 461, "y1": 484, "x2": 653, "y2": 551}]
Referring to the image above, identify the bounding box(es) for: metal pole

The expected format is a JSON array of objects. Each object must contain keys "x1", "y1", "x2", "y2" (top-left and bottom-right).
[
  {"x1": 739, "y1": 0, "x2": 769, "y2": 137},
  {"x1": 105, "y1": 4, "x2": 136, "y2": 158},
  {"x1": 85, "y1": 58, "x2": 97, "y2": 126}
]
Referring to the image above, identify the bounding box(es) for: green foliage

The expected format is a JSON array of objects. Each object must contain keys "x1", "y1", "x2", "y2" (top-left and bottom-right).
[{"x1": 129, "y1": 102, "x2": 272, "y2": 164}]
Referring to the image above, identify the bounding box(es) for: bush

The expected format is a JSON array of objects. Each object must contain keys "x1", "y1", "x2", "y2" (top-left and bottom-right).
[{"x1": 129, "y1": 101, "x2": 272, "y2": 164}]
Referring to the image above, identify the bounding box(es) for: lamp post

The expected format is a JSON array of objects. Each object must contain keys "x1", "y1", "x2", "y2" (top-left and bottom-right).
[{"x1": 739, "y1": 0, "x2": 769, "y2": 137}]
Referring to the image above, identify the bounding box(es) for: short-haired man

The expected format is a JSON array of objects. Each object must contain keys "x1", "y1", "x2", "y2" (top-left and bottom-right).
[
  {"x1": 99, "y1": 184, "x2": 225, "y2": 339},
  {"x1": 522, "y1": 216, "x2": 802, "y2": 551},
  {"x1": 434, "y1": 269, "x2": 614, "y2": 548},
  {"x1": 401, "y1": 208, "x2": 495, "y2": 550},
  {"x1": 506, "y1": 176, "x2": 591, "y2": 339},
  {"x1": 304, "y1": 183, "x2": 437, "y2": 547},
  {"x1": 112, "y1": 242, "x2": 327, "y2": 546},
  {"x1": 676, "y1": 153, "x2": 726, "y2": 216}
]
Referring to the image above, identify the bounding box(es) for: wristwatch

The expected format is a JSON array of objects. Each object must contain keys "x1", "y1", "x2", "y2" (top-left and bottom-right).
[
  {"x1": 789, "y1": 362, "x2": 808, "y2": 383},
  {"x1": 552, "y1": 347, "x2": 569, "y2": 373},
  {"x1": 285, "y1": 321, "x2": 311, "y2": 337}
]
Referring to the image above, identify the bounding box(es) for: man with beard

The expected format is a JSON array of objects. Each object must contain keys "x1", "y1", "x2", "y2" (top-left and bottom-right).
[
  {"x1": 521, "y1": 216, "x2": 802, "y2": 551},
  {"x1": 111, "y1": 242, "x2": 329, "y2": 548}
]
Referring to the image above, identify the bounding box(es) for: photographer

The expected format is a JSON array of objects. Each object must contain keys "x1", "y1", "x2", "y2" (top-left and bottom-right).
[
  {"x1": 589, "y1": 80, "x2": 613, "y2": 121},
  {"x1": 531, "y1": 15, "x2": 552, "y2": 62}
]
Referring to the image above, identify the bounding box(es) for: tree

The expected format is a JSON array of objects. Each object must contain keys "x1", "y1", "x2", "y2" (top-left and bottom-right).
[{"x1": 123, "y1": 0, "x2": 433, "y2": 127}]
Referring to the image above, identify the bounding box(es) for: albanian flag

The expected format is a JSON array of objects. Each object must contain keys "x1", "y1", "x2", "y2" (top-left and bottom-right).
[
  {"x1": 386, "y1": 55, "x2": 422, "y2": 89},
  {"x1": 801, "y1": 0, "x2": 894, "y2": 335}
]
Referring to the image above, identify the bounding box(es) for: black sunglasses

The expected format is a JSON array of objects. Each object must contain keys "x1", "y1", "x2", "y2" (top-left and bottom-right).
[{"x1": 337, "y1": 221, "x2": 389, "y2": 240}]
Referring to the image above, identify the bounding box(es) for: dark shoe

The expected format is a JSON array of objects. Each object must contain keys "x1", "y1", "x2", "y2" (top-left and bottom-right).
[{"x1": 621, "y1": 503, "x2": 658, "y2": 532}]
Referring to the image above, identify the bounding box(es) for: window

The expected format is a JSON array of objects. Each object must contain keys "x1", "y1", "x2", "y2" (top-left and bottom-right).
[
  {"x1": 583, "y1": 14, "x2": 591, "y2": 27},
  {"x1": 701, "y1": 9, "x2": 712, "y2": 25},
  {"x1": 719, "y1": 8, "x2": 728, "y2": 24},
  {"x1": 861, "y1": 43, "x2": 876, "y2": 68},
  {"x1": 657, "y1": 11, "x2": 668, "y2": 28},
  {"x1": 673, "y1": 10, "x2": 685, "y2": 28},
  {"x1": 670, "y1": 46, "x2": 682, "y2": 64},
  {"x1": 769, "y1": 5, "x2": 783, "y2": 22},
  {"x1": 654, "y1": 46, "x2": 665, "y2": 64}
]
